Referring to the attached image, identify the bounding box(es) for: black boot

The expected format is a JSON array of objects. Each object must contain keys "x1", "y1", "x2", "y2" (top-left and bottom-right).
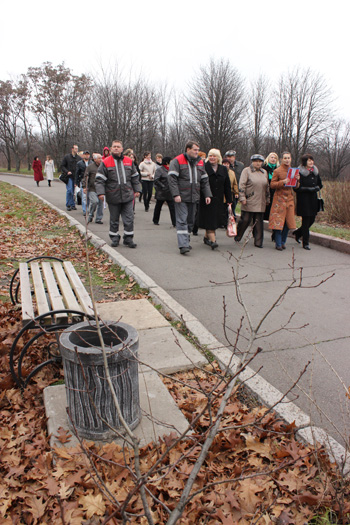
[
  {"x1": 48, "y1": 180, "x2": 51, "y2": 187},
  {"x1": 123, "y1": 235, "x2": 137, "y2": 248},
  {"x1": 111, "y1": 234, "x2": 121, "y2": 247}
]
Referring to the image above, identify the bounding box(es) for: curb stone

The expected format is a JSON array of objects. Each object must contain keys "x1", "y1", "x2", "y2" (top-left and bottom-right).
[{"x1": 6, "y1": 181, "x2": 350, "y2": 474}]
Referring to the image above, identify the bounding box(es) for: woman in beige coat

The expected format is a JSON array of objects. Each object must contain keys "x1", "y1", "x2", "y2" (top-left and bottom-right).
[
  {"x1": 269, "y1": 152, "x2": 299, "y2": 250},
  {"x1": 235, "y1": 154, "x2": 270, "y2": 248}
]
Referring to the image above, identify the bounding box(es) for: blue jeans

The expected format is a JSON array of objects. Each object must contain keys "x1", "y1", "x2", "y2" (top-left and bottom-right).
[
  {"x1": 274, "y1": 223, "x2": 289, "y2": 248},
  {"x1": 80, "y1": 183, "x2": 89, "y2": 214},
  {"x1": 66, "y1": 177, "x2": 75, "y2": 208}
]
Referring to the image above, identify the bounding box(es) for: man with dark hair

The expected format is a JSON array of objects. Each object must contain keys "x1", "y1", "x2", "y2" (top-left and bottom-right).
[
  {"x1": 61, "y1": 145, "x2": 81, "y2": 211},
  {"x1": 168, "y1": 141, "x2": 212, "y2": 255},
  {"x1": 225, "y1": 150, "x2": 244, "y2": 183},
  {"x1": 75, "y1": 151, "x2": 92, "y2": 216},
  {"x1": 95, "y1": 140, "x2": 142, "y2": 248}
]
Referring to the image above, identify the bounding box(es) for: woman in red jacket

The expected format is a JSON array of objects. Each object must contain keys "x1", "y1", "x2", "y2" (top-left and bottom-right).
[{"x1": 32, "y1": 156, "x2": 44, "y2": 187}]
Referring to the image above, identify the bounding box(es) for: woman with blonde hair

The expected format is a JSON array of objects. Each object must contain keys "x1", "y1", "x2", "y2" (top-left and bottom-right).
[
  {"x1": 198, "y1": 148, "x2": 232, "y2": 249},
  {"x1": 263, "y1": 152, "x2": 279, "y2": 221}
]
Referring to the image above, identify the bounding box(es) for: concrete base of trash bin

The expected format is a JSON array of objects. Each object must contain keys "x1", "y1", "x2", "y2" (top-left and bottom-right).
[{"x1": 60, "y1": 320, "x2": 140, "y2": 440}]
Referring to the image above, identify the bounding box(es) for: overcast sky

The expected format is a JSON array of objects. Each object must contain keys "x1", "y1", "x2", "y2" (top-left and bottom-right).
[{"x1": 3, "y1": 0, "x2": 349, "y2": 119}]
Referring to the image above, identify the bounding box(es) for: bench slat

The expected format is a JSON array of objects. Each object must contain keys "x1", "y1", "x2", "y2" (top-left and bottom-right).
[
  {"x1": 41, "y1": 262, "x2": 67, "y2": 322},
  {"x1": 30, "y1": 262, "x2": 50, "y2": 319},
  {"x1": 19, "y1": 263, "x2": 35, "y2": 326},
  {"x1": 52, "y1": 262, "x2": 82, "y2": 312},
  {"x1": 63, "y1": 261, "x2": 94, "y2": 316}
]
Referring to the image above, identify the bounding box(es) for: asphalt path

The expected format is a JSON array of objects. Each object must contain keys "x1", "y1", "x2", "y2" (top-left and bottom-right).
[{"x1": 1, "y1": 174, "x2": 350, "y2": 445}]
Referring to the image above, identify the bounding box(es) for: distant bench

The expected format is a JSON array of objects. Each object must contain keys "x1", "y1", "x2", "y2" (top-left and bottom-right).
[{"x1": 9, "y1": 256, "x2": 95, "y2": 389}]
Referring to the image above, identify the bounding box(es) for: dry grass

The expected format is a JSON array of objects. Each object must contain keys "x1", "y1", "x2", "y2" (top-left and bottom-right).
[{"x1": 319, "y1": 181, "x2": 350, "y2": 225}]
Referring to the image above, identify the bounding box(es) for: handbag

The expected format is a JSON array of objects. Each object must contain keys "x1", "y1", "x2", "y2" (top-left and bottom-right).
[
  {"x1": 59, "y1": 172, "x2": 70, "y2": 184},
  {"x1": 226, "y1": 204, "x2": 237, "y2": 237},
  {"x1": 317, "y1": 190, "x2": 324, "y2": 212}
]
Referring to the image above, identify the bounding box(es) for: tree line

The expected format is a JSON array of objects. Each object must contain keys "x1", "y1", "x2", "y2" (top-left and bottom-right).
[{"x1": 1, "y1": 59, "x2": 349, "y2": 180}]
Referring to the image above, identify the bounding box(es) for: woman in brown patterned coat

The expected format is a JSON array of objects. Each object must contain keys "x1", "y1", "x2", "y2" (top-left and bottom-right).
[{"x1": 269, "y1": 152, "x2": 299, "y2": 250}]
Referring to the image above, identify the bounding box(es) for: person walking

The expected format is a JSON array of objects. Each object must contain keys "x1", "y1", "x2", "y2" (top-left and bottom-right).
[
  {"x1": 199, "y1": 149, "x2": 232, "y2": 250},
  {"x1": 263, "y1": 152, "x2": 279, "y2": 222},
  {"x1": 269, "y1": 152, "x2": 299, "y2": 251},
  {"x1": 224, "y1": 149, "x2": 244, "y2": 183},
  {"x1": 222, "y1": 156, "x2": 239, "y2": 219},
  {"x1": 293, "y1": 154, "x2": 322, "y2": 250},
  {"x1": 139, "y1": 152, "x2": 156, "y2": 211},
  {"x1": 32, "y1": 156, "x2": 44, "y2": 187},
  {"x1": 153, "y1": 156, "x2": 176, "y2": 227},
  {"x1": 75, "y1": 151, "x2": 92, "y2": 216},
  {"x1": 95, "y1": 140, "x2": 141, "y2": 248},
  {"x1": 61, "y1": 145, "x2": 81, "y2": 211},
  {"x1": 235, "y1": 154, "x2": 270, "y2": 248},
  {"x1": 168, "y1": 141, "x2": 212, "y2": 255},
  {"x1": 82, "y1": 153, "x2": 104, "y2": 224},
  {"x1": 44, "y1": 155, "x2": 55, "y2": 187}
]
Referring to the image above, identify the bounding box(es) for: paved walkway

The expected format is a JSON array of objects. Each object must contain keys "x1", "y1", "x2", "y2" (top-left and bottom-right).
[{"x1": 1, "y1": 174, "x2": 349, "y2": 449}]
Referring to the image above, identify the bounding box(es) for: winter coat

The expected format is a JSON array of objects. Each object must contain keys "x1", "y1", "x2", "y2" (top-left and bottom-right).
[
  {"x1": 226, "y1": 168, "x2": 239, "y2": 202},
  {"x1": 75, "y1": 159, "x2": 92, "y2": 186},
  {"x1": 231, "y1": 160, "x2": 244, "y2": 182},
  {"x1": 139, "y1": 159, "x2": 156, "y2": 181},
  {"x1": 239, "y1": 165, "x2": 270, "y2": 213},
  {"x1": 82, "y1": 161, "x2": 100, "y2": 193},
  {"x1": 168, "y1": 153, "x2": 212, "y2": 203},
  {"x1": 60, "y1": 153, "x2": 81, "y2": 180},
  {"x1": 269, "y1": 164, "x2": 297, "y2": 230},
  {"x1": 294, "y1": 165, "x2": 322, "y2": 217},
  {"x1": 263, "y1": 162, "x2": 278, "y2": 220},
  {"x1": 198, "y1": 163, "x2": 232, "y2": 230},
  {"x1": 154, "y1": 166, "x2": 172, "y2": 201},
  {"x1": 95, "y1": 154, "x2": 141, "y2": 204},
  {"x1": 44, "y1": 160, "x2": 55, "y2": 180},
  {"x1": 32, "y1": 160, "x2": 44, "y2": 181}
]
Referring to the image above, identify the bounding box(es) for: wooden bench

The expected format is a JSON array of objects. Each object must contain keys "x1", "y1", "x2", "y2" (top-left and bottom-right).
[{"x1": 9, "y1": 256, "x2": 95, "y2": 389}]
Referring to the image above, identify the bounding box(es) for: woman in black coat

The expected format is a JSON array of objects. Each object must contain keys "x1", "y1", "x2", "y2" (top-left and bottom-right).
[
  {"x1": 198, "y1": 149, "x2": 232, "y2": 250},
  {"x1": 293, "y1": 153, "x2": 322, "y2": 250}
]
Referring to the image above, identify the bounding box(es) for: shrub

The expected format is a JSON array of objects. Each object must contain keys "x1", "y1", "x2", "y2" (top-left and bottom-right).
[{"x1": 317, "y1": 181, "x2": 350, "y2": 225}]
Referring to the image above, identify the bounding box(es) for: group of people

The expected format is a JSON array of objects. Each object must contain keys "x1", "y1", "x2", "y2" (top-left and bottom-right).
[
  {"x1": 33, "y1": 141, "x2": 321, "y2": 254},
  {"x1": 235, "y1": 151, "x2": 322, "y2": 251},
  {"x1": 32, "y1": 155, "x2": 55, "y2": 187}
]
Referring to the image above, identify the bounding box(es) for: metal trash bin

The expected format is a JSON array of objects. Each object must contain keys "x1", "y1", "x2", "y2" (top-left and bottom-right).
[{"x1": 60, "y1": 320, "x2": 140, "y2": 440}]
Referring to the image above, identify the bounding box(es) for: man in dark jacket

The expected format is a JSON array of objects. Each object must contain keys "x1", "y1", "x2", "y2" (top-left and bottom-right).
[
  {"x1": 225, "y1": 150, "x2": 244, "y2": 184},
  {"x1": 153, "y1": 156, "x2": 176, "y2": 227},
  {"x1": 75, "y1": 151, "x2": 92, "y2": 216},
  {"x1": 61, "y1": 145, "x2": 81, "y2": 211},
  {"x1": 82, "y1": 153, "x2": 104, "y2": 224},
  {"x1": 95, "y1": 140, "x2": 141, "y2": 248},
  {"x1": 168, "y1": 141, "x2": 212, "y2": 255}
]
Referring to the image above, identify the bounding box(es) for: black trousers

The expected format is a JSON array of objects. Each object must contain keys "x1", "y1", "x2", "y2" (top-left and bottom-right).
[
  {"x1": 236, "y1": 211, "x2": 264, "y2": 247},
  {"x1": 294, "y1": 216, "x2": 315, "y2": 246},
  {"x1": 141, "y1": 180, "x2": 154, "y2": 210},
  {"x1": 153, "y1": 199, "x2": 176, "y2": 226}
]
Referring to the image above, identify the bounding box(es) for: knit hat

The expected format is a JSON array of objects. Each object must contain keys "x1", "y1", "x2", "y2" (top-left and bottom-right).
[
  {"x1": 250, "y1": 154, "x2": 265, "y2": 162},
  {"x1": 162, "y1": 156, "x2": 172, "y2": 165}
]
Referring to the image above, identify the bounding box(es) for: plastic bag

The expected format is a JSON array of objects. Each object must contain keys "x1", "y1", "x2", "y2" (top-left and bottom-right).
[{"x1": 226, "y1": 204, "x2": 237, "y2": 237}]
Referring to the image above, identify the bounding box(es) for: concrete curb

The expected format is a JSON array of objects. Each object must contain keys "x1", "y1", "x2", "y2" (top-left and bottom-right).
[{"x1": 5, "y1": 180, "x2": 350, "y2": 475}]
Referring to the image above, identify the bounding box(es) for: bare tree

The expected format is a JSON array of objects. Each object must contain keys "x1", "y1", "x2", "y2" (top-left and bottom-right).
[
  {"x1": 27, "y1": 62, "x2": 92, "y2": 164},
  {"x1": 0, "y1": 79, "x2": 30, "y2": 171},
  {"x1": 248, "y1": 75, "x2": 270, "y2": 155},
  {"x1": 186, "y1": 58, "x2": 247, "y2": 153},
  {"x1": 271, "y1": 68, "x2": 333, "y2": 161},
  {"x1": 318, "y1": 119, "x2": 350, "y2": 180},
  {"x1": 167, "y1": 92, "x2": 188, "y2": 156}
]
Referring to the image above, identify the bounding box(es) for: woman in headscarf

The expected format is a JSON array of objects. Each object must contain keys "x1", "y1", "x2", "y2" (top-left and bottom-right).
[
  {"x1": 235, "y1": 154, "x2": 270, "y2": 248},
  {"x1": 198, "y1": 149, "x2": 232, "y2": 250}
]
